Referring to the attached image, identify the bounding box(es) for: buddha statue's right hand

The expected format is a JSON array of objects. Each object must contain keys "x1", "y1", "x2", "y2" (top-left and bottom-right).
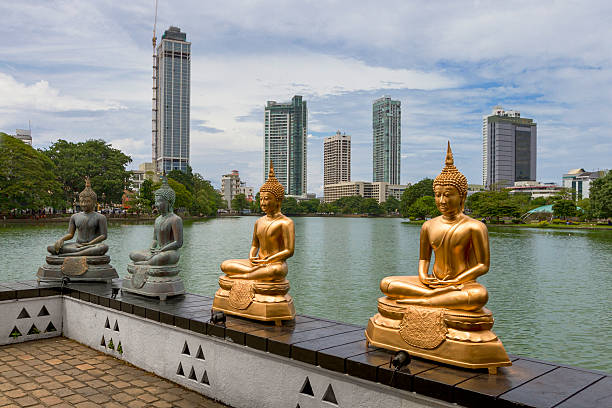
[{"x1": 53, "y1": 239, "x2": 64, "y2": 254}]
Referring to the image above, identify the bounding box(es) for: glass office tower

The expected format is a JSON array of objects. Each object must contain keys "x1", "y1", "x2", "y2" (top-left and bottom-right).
[
  {"x1": 372, "y1": 96, "x2": 401, "y2": 184},
  {"x1": 153, "y1": 26, "x2": 191, "y2": 173}
]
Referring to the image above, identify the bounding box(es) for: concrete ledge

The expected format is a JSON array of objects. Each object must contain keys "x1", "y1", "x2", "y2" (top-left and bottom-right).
[{"x1": 0, "y1": 280, "x2": 610, "y2": 408}]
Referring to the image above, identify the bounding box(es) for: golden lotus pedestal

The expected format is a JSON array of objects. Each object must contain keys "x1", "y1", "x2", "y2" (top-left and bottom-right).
[
  {"x1": 212, "y1": 276, "x2": 295, "y2": 325},
  {"x1": 365, "y1": 297, "x2": 511, "y2": 373}
]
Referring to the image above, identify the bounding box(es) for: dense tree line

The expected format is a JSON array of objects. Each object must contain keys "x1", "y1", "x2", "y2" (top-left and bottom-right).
[{"x1": 0, "y1": 133, "x2": 224, "y2": 216}]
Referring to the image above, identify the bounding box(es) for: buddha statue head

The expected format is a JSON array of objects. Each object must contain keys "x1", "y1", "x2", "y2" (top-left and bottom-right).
[
  {"x1": 79, "y1": 177, "x2": 97, "y2": 212},
  {"x1": 259, "y1": 162, "x2": 285, "y2": 214},
  {"x1": 154, "y1": 177, "x2": 176, "y2": 214},
  {"x1": 433, "y1": 142, "x2": 468, "y2": 216}
]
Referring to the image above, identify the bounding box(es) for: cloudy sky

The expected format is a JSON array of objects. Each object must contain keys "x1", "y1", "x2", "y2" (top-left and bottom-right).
[{"x1": 1, "y1": 1, "x2": 611, "y2": 195}]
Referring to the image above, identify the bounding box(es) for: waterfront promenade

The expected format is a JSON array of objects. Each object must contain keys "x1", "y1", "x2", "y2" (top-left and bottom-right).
[{"x1": 0, "y1": 337, "x2": 227, "y2": 408}]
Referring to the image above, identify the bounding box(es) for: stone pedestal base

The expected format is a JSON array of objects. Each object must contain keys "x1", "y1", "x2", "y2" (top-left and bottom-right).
[
  {"x1": 213, "y1": 276, "x2": 295, "y2": 323},
  {"x1": 37, "y1": 255, "x2": 118, "y2": 283},
  {"x1": 121, "y1": 263, "x2": 185, "y2": 301},
  {"x1": 365, "y1": 297, "x2": 511, "y2": 370}
]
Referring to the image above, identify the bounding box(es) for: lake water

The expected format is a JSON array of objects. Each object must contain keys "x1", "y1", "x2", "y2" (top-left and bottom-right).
[{"x1": 1, "y1": 217, "x2": 611, "y2": 372}]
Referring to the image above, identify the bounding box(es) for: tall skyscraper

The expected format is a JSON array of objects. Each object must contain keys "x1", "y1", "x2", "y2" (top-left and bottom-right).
[
  {"x1": 264, "y1": 95, "x2": 307, "y2": 196},
  {"x1": 372, "y1": 97, "x2": 401, "y2": 184},
  {"x1": 153, "y1": 26, "x2": 191, "y2": 173},
  {"x1": 482, "y1": 106, "x2": 537, "y2": 189},
  {"x1": 324, "y1": 131, "x2": 351, "y2": 186}
]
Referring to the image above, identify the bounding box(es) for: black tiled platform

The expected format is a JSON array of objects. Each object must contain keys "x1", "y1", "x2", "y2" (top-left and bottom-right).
[{"x1": 2, "y1": 279, "x2": 610, "y2": 408}]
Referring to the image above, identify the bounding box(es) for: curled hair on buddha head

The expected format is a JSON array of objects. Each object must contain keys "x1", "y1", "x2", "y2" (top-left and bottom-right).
[
  {"x1": 259, "y1": 161, "x2": 285, "y2": 201},
  {"x1": 155, "y1": 176, "x2": 176, "y2": 209},
  {"x1": 433, "y1": 141, "x2": 468, "y2": 197},
  {"x1": 79, "y1": 177, "x2": 97, "y2": 202}
]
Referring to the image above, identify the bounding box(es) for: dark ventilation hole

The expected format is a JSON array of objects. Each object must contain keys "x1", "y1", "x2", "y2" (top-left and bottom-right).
[
  {"x1": 17, "y1": 308, "x2": 30, "y2": 319},
  {"x1": 322, "y1": 384, "x2": 338, "y2": 405},
  {"x1": 296, "y1": 405, "x2": 301, "y2": 408},
  {"x1": 9, "y1": 326, "x2": 22, "y2": 338},
  {"x1": 104, "y1": 317, "x2": 110, "y2": 329},
  {"x1": 113, "y1": 321, "x2": 120, "y2": 332},
  {"x1": 44, "y1": 322, "x2": 57, "y2": 333},
  {"x1": 195, "y1": 345, "x2": 205, "y2": 360},
  {"x1": 117, "y1": 342, "x2": 123, "y2": 355},
  {"x1": 299, "y1": 377, "x2": 314, "y2": 396},
  {"x1": 38, "y1": 305, "x2": 50, "y2": 317},
  {"x1": 108, "y1": 339, "x2": 114, "y2": 350},
  {"x1": 201, "y1": 370, "x2": 210, "y2": 385},
  {"x1": 100, "y1": 336, "x2": 106, "y2": 347},
  {"x1": 182, "y1": 341, "x2": 190, "y2": 356},
  {"x1": 176, "y1": 362, "x2": 184, "y2": 376},
  {"x1": 27, "y1": 324, "x2": 40, "y2": 335},
  {"x1": 188, "y1": 366, "x2": 197, "y2": 381}
]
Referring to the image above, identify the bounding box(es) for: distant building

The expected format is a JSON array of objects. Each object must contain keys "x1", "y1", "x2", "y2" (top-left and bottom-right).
[
  {"x1": 373, "y1": 97, "x2": 401, "y2": 184},
  {"x1": 264, "y1": 95, "x2": 307, "y2": 196},
  {"x1": 482, "y1": 106, "x2": 537, "y2": 189},
  {"x1": 15, "y1": 129, "x2": 32, "y2": 145},
  {"x1": 221, "y1": 170, "x2": 241, "y2": 209},
  {"x1": 507, "y1": 181, "x2": 563, "y2": 199},
  {"x1": 562, "y1": 168, "x2": 609, "y2": 200},
  {"x1": 130, "y1": 162, "x2": 160, "y2": 193},
  {"x1": 324, "y1": 181, "x2": 409, "y2": 204},
  {"x1": 154, "y1": 26, "x2": 191, "y2": 173},
  {"x1": 324, "y1": 131, "x2": 351, "y2": 186}
]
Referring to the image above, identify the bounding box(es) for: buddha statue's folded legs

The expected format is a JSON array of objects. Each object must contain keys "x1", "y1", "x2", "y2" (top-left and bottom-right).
[
  {"x1": 221, "y1": 259, "x2": 288, "y2": 281},
  {"x1": 129, "y1": 249, "x2": 180, "y2": 266},
  {"x1": 47, "y1": 242, "x2": 109, "y2": 257},
  {"x1": 380, "y1": 276, "x2": 488, "y2": 311}
]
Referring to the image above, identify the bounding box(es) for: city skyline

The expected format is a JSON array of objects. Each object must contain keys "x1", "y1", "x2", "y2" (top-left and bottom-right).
[{"x1": 1, "y1": 1, "x2": 611, "y2": 195}]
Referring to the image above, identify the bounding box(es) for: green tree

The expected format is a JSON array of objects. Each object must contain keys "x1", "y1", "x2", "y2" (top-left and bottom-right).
[
  {"x1": 297, "y1": 199, "x2": 320, "y2": 214},
  {"x1": 281, "y1": 197, "x2": 299, "y2": 214},
  {"x1": 576, "y1": 198, "x2": 593, "y2": 220},
  {"x1": 360, "y1": 198, "x2": 383, "y2": 215},
  {"x1": 552, "y1": 199, "x2": 577, "y2": 219},
  {"x1": 42, "y1": 139, "x2": 132, "y2": 205},
  {"x1": 334, "y1": 195, "x2": 364, "y2": 214},
  {"x1": 317, "y1": 201, "x2": 338, "y2": 214},
  {"x1": 167, "y1": 166, "x2": 195, "y2": 193},
  {"x1": 590, "y1": 171, "x2": 612, "y2": 219},
  {"x1": 400, "y1": 178, "x2": 433, "y2": 217},
  {"x1": 231, "y1": 193, "x2": 249, "y2": 212},
  {"x1": 408, "y1": 196, "x2": 439, "y2": 219},
  {"x1": 251, "y1": 192, "x2": 261, "y2": 213},
  {"x1": 382, "y1": 196, "x2": 400, "y2": 214},
  {"x1": 133, "y1": 179, "x2": 155, "y2": 213},
  {"x1": 152, "y1": 179, "x2": 193, "y2": 211},
  {"x1": 0, "y1": 133, "x2": 64, "y2": 212}
]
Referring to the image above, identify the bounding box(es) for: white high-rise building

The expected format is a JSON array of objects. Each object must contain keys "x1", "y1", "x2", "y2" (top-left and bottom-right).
[
  {"x1": 153, "y1": 27, "x2": 191, "y2": 173},
  {"x1": 324, "y1": 131, "x2": 351, "y2": 186},
  {"x1": 482, "y1": 106, "x2": 537, "y2": 189}
]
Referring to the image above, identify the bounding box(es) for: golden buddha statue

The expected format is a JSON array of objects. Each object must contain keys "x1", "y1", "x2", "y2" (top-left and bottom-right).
[
  {"x1": 365, "y1": 142, "x2": 511, "y2": 373},
  {"x1": 213, "y1": 163, "x2": 296, "y2": 324}
]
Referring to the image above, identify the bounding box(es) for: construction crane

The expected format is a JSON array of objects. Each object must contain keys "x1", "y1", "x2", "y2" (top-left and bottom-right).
[{"x1": 151, "y1": 0, "x2": 159, "y2": 169}]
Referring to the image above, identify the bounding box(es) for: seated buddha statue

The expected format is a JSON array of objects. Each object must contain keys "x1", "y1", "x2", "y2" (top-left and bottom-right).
[
  {"x1": 38, "y1": 177, "x2": 117, "y2": 282},
  {"x1": 129, "y1": 178, "x2": 183, "y2": 266},
  {"x1": 48, "y1": 178, "x2": 109, "y2": 257},
  {"x1": 213, "y1": 163, "x2": 296, "y2": 323},
  {"x1": 365, "y1": 142, "x2": 510, "y2": 372},
  {"x1": 122, "y1": 178, "x2": 185, "y2": 300}
]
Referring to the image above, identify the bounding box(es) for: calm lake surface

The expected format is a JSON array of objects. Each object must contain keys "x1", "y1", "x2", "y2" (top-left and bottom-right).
[{"x1": 1, "y1": 217, "x2": 611, "y2": 372}]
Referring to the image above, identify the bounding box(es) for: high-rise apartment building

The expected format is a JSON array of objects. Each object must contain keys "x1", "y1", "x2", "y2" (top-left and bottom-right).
[
  {"x1": 221, "y1": 170, "x2": 241, "y2": 209},
  {"x1": 264, "y1": 95, "x2": 307, "y2": 196},
  {"x1": 372, "y1": 97, "x2": 401, "y2": 184},
  {"x1": 482, "y1": 106, "x2": 537, "y2": 189},
  {"x1": 153, "y1": 26, "x2": 191, "y2": 173},
  {"x1": 324, "y1": 131, "x2": 351, "y2": 186}
]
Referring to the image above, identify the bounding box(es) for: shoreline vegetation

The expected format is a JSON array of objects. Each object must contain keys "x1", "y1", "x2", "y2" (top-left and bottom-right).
[{"x1": 2, "y1": 213, "x2": 611, "y2": 231}]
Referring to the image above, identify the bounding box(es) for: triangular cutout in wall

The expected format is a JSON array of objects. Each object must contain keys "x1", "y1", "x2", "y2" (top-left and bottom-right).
[
  {"x1": 113, "y1": 321, "x2": 120, "y2": 332},
  {"x1": 104, "y1": 317, "x2": 110, "y2": 329},
  {"x1": 201, "y1": 370, "x2": 210, "y2": 385},
  {"x1": 182, "y1": 341, "x2": 190, "y2": 356},
  {"x1": 195, "y1": 345, "x2": 205, "y2": 360},
  {"x1": 300, "y1": 377, "x2": 314, "y2": 396},
  {"x1": 188, "y1": 366, "x2": 197, "y2": 380},
  {"x1": 100, "y1": 336, "x2": 106, "y2": 347},
  {"x1": 322, "y1": 384, "x2": 338, "y2": 405},
  {"x1": 17, "y1": 308, "x2": 30, "y2": 319},
  {"x1": 176, "y1": 362, "x2": 184, "y2": 376},
  {"x1": 38, "y1": 305, "x2": 50, "y2": 316},
  {"x1": 27, "y1": 324, "x2": 40, "y2": 335},
  {"x1": 44, "y1": 321, "x2": 57, "y2": 333}
]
